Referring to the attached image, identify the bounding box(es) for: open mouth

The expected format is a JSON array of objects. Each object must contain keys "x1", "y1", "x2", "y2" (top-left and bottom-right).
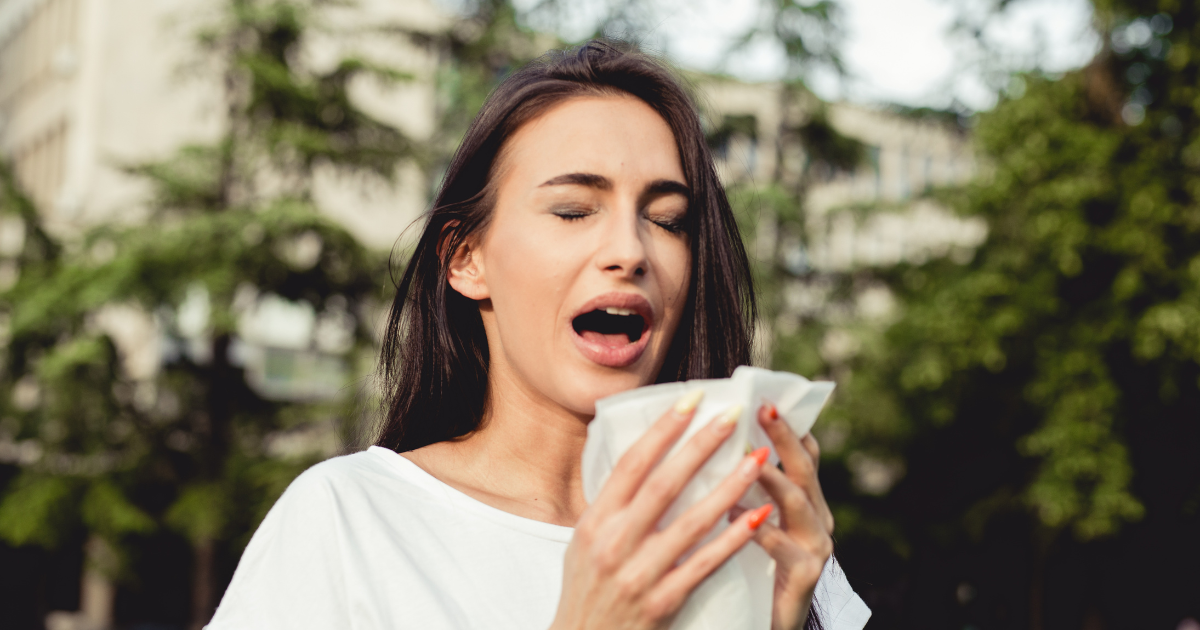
[
  {"x1": 569, "y1": 293, "x2": 654, "y2": 368},
  {"x1": 572, "y1": 307, "x2": 647, "y2": 346}
]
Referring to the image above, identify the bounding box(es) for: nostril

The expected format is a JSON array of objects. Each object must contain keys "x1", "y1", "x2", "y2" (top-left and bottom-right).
[{"x1": 602, "y1": 263, "x2": 647, "y2": 276}]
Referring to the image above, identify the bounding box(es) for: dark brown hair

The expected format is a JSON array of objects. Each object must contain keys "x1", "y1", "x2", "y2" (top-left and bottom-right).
[
  {"x1": 375, "y1": 40, "x2": 756, "y2": 452},
  {"x1": 374, "y1": 41, "x2": 831, "y2": 630}
]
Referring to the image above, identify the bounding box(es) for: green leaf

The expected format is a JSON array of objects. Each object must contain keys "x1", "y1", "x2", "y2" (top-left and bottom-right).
[
  {"x1": 80, "y1": 480, "x2": 156, "y2": 539},
  {"x1": 165, "y1": 483, "x2": 232, "y2": 544},
  {"x1": 0, "y1": 474, "x2": 80, "y2": 548}
]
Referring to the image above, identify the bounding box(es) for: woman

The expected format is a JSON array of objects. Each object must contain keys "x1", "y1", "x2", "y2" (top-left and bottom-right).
[{"x1": 207, "y1": 41, "x2": 870, "y2": 630}]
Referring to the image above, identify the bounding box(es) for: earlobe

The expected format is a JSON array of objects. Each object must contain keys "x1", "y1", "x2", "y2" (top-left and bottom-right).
[{"x1": 447, "y1": 241, "x2": 489, "y2": 300}]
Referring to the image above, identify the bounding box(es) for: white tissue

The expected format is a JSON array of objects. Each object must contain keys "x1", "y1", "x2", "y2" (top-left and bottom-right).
[{"x1": 582, "y1": 366, "x2": 835, "y2": 630}]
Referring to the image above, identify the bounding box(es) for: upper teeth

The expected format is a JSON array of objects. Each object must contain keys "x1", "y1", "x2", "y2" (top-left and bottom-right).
[{"x1": 605, "y1": 307, "x2": 636, "y2": 316}]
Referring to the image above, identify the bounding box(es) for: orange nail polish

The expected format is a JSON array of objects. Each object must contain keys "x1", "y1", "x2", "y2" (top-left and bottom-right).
[
  {"x1": 747, "y1": 504, "x2": 773, "y2": 530},
  {"x1": 766, "y1": 403, "x2": 779, "y2": 421},
  {"x1": 751, "y1": 446, "x2": 770, "y2": 467}
]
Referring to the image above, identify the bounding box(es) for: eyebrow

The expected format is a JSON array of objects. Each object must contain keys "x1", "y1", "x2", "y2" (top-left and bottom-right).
[
  {"x1": 540, "y1": 172, "x2": 613, "y2": 190},
  {"x1": 539, "y1": 172, "x2": 691, "y2": 203},
  {"x1": 639, "y1": 179, "x2": 691, "y2": 206}
]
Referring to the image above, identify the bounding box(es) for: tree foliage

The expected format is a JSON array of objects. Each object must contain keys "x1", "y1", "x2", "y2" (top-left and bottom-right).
[
  {"x1": 0, "y1": 0, "x2": 415, "y2": 625},
  {"x1": 801, "y1": 1, "x2": 1200, "y2": 627}
]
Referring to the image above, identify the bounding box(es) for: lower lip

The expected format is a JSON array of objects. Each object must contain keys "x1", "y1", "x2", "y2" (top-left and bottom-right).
[{"x1": 571, "y1": 327, "x2": 652, "y2": 368}]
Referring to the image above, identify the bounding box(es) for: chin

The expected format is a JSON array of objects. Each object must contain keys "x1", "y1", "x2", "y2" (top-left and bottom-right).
[{"x1": 561, "y1": 360, "x2": 659, "y2": 417}]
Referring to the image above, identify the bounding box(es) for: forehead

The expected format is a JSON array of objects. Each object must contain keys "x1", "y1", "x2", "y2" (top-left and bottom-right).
[{"x1": 496, "y1": 94, "x2": 686, "y2": 190}]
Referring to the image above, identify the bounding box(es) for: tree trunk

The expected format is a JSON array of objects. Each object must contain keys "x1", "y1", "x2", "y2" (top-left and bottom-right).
[
  {"x1": 1029, "y1": 548, "x2": 1044, "y2": 630},
  {"x1": 77, "y1": 535, "x2": 116, "y2": 630},
  {"x1": 190, "y1": 537, "x2": 217, "y2": 630},
  {"x1": 1029, "y1": 527, "x2": 1056, "y2": 630},
  {"x1": 190, "y1": 333, "x2": 235, "y2": 629}
]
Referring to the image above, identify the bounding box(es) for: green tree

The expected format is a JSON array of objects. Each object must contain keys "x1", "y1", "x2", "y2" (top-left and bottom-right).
[
  {"x1": 0, "y1": 1, "x2": 415, "y2": 627},
  {"x1": 818, "y1": 1, "x2": 1200, "y2": 627}
]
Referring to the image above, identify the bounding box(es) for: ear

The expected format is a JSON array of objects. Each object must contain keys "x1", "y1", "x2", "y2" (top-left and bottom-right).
[{"x1": 445, "y1": 231, "x2": 489, "y2": 301}]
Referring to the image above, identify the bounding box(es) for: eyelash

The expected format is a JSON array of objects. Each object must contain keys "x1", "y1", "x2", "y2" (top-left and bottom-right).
[
  {"x1": 553, "y1": 209, "x2": 592, "y2": 221},
  {"x1": 553, "y1": 210, "x2": 686, "y2": 234},
  {"x1": 653, "y1": 218, "x2": 685, "y2": 234}
]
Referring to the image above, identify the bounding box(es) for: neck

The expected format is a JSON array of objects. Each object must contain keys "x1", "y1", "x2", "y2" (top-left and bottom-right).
[{"x1": 406, "y1": 362, "x2": 591, "y2": 528}]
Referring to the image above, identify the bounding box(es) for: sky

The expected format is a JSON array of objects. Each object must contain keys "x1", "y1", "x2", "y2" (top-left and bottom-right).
[{"x1": 531, "y1": 0, "x2": 1101, "y2": 112}]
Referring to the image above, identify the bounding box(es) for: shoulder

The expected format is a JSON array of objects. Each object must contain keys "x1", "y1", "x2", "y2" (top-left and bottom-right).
[
  {"x1": 237, "y1": 446, "x2": 440, "y2": 554},
  {"x1": 292, "y1": 447, "x2": 391, "y2": 488},
  {"x1": 206, "y1": 448, "x2": 429, "y2": 630},
  {"x1": 256, "y1": 450, "x2": 369, "y2": 518},
  {"x1": 280, "y1": 446, "x2": 434, "y2": 506}
]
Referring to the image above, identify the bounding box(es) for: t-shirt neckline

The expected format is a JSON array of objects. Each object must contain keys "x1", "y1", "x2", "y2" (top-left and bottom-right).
[{"x1": 367, "y1": 446, "x2": 575, "y2": 543}]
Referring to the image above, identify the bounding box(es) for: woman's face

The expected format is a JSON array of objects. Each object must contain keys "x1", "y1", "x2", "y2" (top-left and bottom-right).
[{"x1": 448, "y1": 94, "x2": 692, "y2": 417}]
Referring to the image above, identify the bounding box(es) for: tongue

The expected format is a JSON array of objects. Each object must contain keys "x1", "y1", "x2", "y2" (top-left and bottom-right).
[{"x1": 579, "y1": 330, "x2": 632, "y2": 347}]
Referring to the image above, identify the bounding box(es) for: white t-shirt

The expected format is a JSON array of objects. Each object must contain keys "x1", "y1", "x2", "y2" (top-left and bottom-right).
[{"x1": 207, "y1": 446, "x2": 871, "y2": 630}]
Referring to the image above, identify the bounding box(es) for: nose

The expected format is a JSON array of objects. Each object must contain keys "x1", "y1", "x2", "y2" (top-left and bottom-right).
[{"x1": 596, "y1": 206, "x2": 648, "y2": 279}]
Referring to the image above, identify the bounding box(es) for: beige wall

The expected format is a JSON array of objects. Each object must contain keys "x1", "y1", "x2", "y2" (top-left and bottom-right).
[
  {"x1": 701, "y1": 78, "x2": 986, "y2": 272},
  {"x1": 0, "y1": 0, "x2": 445, "y2": 248},
  {"x1": 0, "y1": 0, "x2": 450, "y2": 416},
  {"x1": 0, "y1": 0, "x2": 80, "y2": 220},
  {"x1": 0, "y1": 0, "x2": 984, "y2": 262},
  {"x1": 0, "y1": 0, "x2": 991, "y2": 393}
]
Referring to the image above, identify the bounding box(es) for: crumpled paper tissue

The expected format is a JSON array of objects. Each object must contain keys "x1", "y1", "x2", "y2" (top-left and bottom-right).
[{"x1": 582, "y1": 366, "x2": 835, "y2": 630}]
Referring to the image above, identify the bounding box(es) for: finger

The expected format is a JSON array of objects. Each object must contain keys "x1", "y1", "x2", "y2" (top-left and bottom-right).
[
  {"x1": 624, "y1": 405, "x2": 744, "y2": 537},
  {"x1": 757, "y1": 464, "x2": 830, "y2": 537},
  {"x1": 591, "y1": 389, "x2": 705, "y2": 514},
  {"x1": 633, "y1": 447, "x2": 770, "y2": 580},
  {"x1": 750, "y1": 520, "x2": 803, "y2": 564},
  {"x1": 764, "y1": 455, "x2": 834, "y2": 534},
  {"x1": 758, "y1": 402, "x2": 817, "y2": 481},
  {"x1": 751, "y1": 519, "x2": 830, "y2": 580},
  {"x1": 759, "y1": 403, "x2": 833, "y2": 530},
  {"x1": 648, "y1": 504, "x2": 774, "y2": 616},
  {"x1": 799, "y1": 431, "x2": 821, "y2": 465},
  {"x1": 758, "y1": 405, "x2": 834, "y2": 534},
  {"x1": 794, "y1": 433, "x2": 834, "y2": 532}
]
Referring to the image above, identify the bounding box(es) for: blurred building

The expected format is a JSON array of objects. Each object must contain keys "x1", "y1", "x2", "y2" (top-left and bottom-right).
[
  {"x1": 0, "y1": 0, "x2": 444, "y2": 244},
  {"x1": 702, "y1": 78, "x2": 985, "y2": 274},
  {"x1": 0, "y1": 0, "x2": 983, "y2": 413},
  {"x1": 0, "y1": 0, "x2": 981, "y2": 280},
  {"x1": 0, "y1": 0, "x2": 449, "y2": 416}
]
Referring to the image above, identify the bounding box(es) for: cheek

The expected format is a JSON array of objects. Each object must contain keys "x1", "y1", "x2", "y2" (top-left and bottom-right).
[
  {"x1": 484, "y1": 223, "x2": 579, "y2": 327},
  {"x1": 655, "y1": 238, "x2": 692, "y2": 328}
]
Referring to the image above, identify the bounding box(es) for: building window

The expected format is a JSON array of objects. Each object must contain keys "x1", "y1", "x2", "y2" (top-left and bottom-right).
[
  {"x1": 707, "y1": 114, "x2": 759, "y2": 183},
  {"x1": 0, "y1": 0, "x2": 80, "y2": 106},
  {"x1": 13, "y1": 119, "x2": 69, "y2": 213}
]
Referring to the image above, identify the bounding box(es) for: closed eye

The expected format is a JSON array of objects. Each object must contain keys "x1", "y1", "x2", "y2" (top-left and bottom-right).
[
  {"x1": 651, "y1": 217, "x2": 685, "y2": 233},
  {"x1": 552, "y1": 207, "x2": 596, "y2": 221}
]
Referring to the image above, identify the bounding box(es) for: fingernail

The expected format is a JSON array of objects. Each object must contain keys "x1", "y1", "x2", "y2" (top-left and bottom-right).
[
  {"x1": 765, "y1": 403, "x2": 779, "y2": 422},
  {"x1": 740, "y1": 447, "x2": 769, "y2": 477},
  {"x1": 712, "y1": 405, "x2": 742, "y2": 434},
  {"x1": 673, "y1": 390, "x2": 704, "y2": 415},
  {"x1": 747, "y1": 504, "x2": 773, "y2": 530}
]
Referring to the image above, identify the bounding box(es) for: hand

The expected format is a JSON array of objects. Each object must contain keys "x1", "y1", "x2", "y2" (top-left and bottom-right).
[
  {"x1": 746, "y1": 402, "x2": 836, "y2": 630},
  {"x1": 550, "y1": 392, "x2": 775, "y2": 630}
]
